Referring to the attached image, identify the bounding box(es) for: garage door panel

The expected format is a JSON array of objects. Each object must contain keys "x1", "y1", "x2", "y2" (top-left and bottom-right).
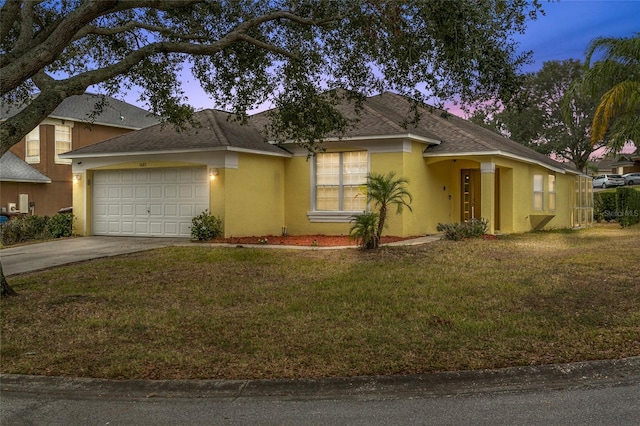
[
  {"x1": 107, "y1": 204, "x2": 120, "y2": 215},
  {"x1": 148, "y1": 204, "x2": 163, "y2": 216},
  {"x1": 108, "y1": 221, "x2": 121, "y2": 233},
  {"x1": 164, "y1": 204, "x2": 178, "y2": 217},
  {"x1": 135, "y1": 221, "x2": 149, "y2": 234},
  {"x1": 121, "y1": 187, "x2": 134, "y2": 198},
  {"x1": 121, "y1": 204, "x2": 134, "y2": 216},
  {"x1": 164, "y1": 185, "x2": 178, "y2": 198},
  {"x1": 135, "y1": 186, "x2": 148, "y2": 198},
  {"x1": 108, "y1": 187, "x2": 120, "y2": 198},
  {"x1": 93, "y1": 168, "x2": 207, "y2": 237},
  {"x1": 149, "y1": 186, "x2": 163, "y2": 198}
]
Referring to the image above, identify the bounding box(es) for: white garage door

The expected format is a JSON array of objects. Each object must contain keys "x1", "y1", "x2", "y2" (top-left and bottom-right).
[{"x1": 93, "y1": 167, "x2": 208, "y2": 237}]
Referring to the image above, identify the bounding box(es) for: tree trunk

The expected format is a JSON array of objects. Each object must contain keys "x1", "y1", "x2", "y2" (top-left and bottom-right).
[{"x1": 1, "y1": 261, "x2": 17, "y2": 297}]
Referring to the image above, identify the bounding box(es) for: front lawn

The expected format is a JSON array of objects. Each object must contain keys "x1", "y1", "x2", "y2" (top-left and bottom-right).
[{"x1": 1, "y1": 223, "x2": 639, "y2": 380}]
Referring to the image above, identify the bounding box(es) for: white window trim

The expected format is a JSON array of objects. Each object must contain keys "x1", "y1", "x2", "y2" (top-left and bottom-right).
[
  {"x1": 55, "y1": 124, "x2": 72, "y2": 164},
  {"x1": 533, "y1": 174, "x2": 544, "y2": 211},
  {"x1": 548, "y1": 174, "x2": 556, "y2": 211},
  {"x1": 25, "y1": 127, "x2": 40, "y2": 164},
  {"x1": 308, "y1": 151, "x2": 369, "y2": 222}
]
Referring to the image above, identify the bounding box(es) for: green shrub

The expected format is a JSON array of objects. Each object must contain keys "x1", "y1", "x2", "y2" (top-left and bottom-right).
[
  {"x1": 22, "y1": 214, "x2": 50, "y2": 240},
  {"x1": 190, "y1": 210, "x2": 223, "y2": 241},
  {"x1": 0, "y1": 218, "x2": 23, "y2": 245},
  {"x1": 48, "y1": 213, "x2": 74, "y2": 238},
  {"x1": 0, "y1": 213, "x2": 74, "y2": 245},
  {"x1": 616, "y1": 187, "x2": 640, "y2": 227},
  {"x1": 437, "y1": 217, "x2": 489, "y2": 241},
  {"x1": 594, "y1": 191, "x2": 618, "y2": 222},
  {"x1": 349, "y1": 212, "x2": 379, "y2": 249}
]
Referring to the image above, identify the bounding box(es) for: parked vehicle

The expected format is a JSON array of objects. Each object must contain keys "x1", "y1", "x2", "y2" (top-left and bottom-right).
[
  {"x1": 622, "y1": 172, "x2": 640, "y2": 186},
  {"x1": 592, "y1": 174, "x2": 625, "y2": 188}
]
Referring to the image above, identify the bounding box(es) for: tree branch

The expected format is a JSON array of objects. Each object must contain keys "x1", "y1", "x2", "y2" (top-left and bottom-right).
[
  {"x1": 74, "y1": 21, "x2": 208, "y2": 42},
  {"x1": 0, "y1": 0, "x2": 21, "y2": 43}
]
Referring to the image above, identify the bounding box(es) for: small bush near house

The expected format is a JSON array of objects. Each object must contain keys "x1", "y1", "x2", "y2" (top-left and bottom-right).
[
  {"x1": 0, "y1": 213, "x2": 74, "y2": 246},
  {"x1": 190, "y1": 210, "x2": 223, "y2": 241},
  {"x1": 349, "y1": 212, "x2": 379, "y2": 249},
  {"x1": 48, "y1": 212, "x2": 75, "y2": 238},
  {"x1": 437, "y1": 217, "x2": 489, "y2": 241}
]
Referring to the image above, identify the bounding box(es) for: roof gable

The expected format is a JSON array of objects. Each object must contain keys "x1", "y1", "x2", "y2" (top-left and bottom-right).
[
  {"x1": 1, "y1": 93, "x2": 159, "y2": 130},
  {"x1": 0, "y1": 152, "x2": 51, "y2": 183},
  {"x1": 63, "y1": 109, "x2": 290, "y2": 157}
]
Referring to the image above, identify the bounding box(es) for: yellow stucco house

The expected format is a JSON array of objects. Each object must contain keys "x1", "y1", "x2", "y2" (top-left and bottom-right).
[{"x1": 62, "y1": 92, "x2": 593, "y2": 238}]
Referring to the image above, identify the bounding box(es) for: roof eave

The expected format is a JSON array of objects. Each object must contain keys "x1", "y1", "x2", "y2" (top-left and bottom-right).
[
  {"x1": 423, "y1": 150, "x2": 570, "y2": 174},
  {"x1": 60, "y1": 145, "x2": 292, "y2": 159},
  {"x1": 0, "y1": 178, "x2": 51, "y2": 184},
  {"x1": 269, "y1": 133, "x2": 441, "y2": 146}
]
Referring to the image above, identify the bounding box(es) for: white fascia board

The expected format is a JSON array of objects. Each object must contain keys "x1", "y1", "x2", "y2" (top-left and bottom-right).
[
  {"x1": 48, "y1": 115, "x2": 145, "y2": 130},
  {"x1": 61, "y1": 146, "x2": 290, "y2": 159},
  {"x1": 423, "y1": 150, "x2": 568, "y2": 174},
  {"x1": 271, "y1": 133, "x2": 441, "y2": 146},
  {"x1": 1, "y1": 178, "x2": 51, "y2": 184}
]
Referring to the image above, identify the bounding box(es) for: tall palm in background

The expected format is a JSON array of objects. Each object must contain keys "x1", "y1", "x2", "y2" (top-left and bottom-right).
[
  {"x1": 365, "y1": 172, "x2": 413, "y2": 249},
  {"x1": 574, "y1": 34, "x2": 640, "y2": 151}
]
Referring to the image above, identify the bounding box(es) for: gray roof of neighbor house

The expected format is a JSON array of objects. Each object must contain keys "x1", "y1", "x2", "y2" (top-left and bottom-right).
[
  {"x1": 0, "y1": 151, "x2": 51, "y2": 183},
  {"x1": 62, "y1": 109, "x2": 291, "y2": 157},
  {"x1": 1, "y1": 93, "x2": 159, "y2": 130},
  {"x1": 252, "y1": 91, "x2": 579, "y2": 174}
]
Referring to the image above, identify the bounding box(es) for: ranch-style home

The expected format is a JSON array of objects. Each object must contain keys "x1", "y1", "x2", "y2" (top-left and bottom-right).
[
  {"x1": 61, "y1": 92, "x2": 593, "y2": 239},
  {"x1": 1, "y1": 93, "x2": 159, "y2": 217}
]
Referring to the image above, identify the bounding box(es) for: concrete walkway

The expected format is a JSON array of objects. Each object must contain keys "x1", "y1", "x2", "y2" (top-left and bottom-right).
[{"x1": 0, "y1": 235, "x2": 441, "y2": 276}]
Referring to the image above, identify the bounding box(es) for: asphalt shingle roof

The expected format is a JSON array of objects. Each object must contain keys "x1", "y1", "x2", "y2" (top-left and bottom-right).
[
  {"x1": 61, "y1": 91, "x2": 579, "y2": 174},
  {"x1": 253, "y1": 92, "x2": 576, "y2": 173},
  {"x1": 1, "y1": 93, "x2": 159, "y2": 130},
  {"x1": 0, "y1": 151, "x2": 51, "y2": 183},
  {"x1": 64, "y1": 109, "x2": 290, "y2": 157}
]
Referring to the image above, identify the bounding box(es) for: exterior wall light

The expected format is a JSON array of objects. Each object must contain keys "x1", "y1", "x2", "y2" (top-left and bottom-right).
[
  {"x1": 210, "y1": 168, "x2": 219, "y2": 180},
  {"x1": 73, "y1": 174, "x2": 81, "y2": 183}
]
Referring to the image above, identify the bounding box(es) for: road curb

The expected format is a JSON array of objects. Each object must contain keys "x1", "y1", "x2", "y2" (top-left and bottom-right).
[{"x1": 2, "y1": 357, "x2": 638, "y2": 400}]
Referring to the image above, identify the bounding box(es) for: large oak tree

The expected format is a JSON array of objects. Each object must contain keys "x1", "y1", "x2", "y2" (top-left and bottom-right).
[
  {"x1": 1, "y1": 0, "x2": 541, "y2": 296},
  {"x1": 472, "y1": 60, "x2": 602, "y2": 172}
]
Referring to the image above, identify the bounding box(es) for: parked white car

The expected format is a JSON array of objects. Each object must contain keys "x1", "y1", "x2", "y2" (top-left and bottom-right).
[
  {"x1": 592, "y1": 174, "x2": 625, "y2": 188},
  {"x1": 622, "y1": 172, "x2": 640, "y2": 186}
]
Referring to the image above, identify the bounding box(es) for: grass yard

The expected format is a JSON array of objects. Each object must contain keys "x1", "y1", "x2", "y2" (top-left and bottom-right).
[{"x1": 1, "y1": 223, "x2": 639, "y2": 380}]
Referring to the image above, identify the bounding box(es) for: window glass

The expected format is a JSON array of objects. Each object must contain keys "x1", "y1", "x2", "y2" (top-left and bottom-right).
[
  {"x1": 316, "y1": 151, "x2": 367, "y2": 211},
  {"x1": 533, "y1": 174, "x2": 544, "y2": 210},
  {"x1": 548, "y1": 174, "x2": 556, "y2": 211}
]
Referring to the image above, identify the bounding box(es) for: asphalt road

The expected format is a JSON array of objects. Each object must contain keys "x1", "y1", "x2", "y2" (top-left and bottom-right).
[{"x1": 2, "y1": 358, "x2": 639, "y2": 425}]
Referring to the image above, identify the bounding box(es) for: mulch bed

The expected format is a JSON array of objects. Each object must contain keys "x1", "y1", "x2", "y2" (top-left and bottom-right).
[{"x1": 210, "y1": 234, "x2": 413, "y2": 247}]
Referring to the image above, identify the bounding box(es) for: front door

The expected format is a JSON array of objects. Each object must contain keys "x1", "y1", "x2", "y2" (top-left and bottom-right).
[{"x1": 461, "y1": 169, "x2": 481, "y2": 222}]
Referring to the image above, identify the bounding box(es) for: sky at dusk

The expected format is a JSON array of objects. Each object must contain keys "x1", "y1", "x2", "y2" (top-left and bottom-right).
[{"x1": 123, "y1": 0, "x2": 640, "y2": 114}]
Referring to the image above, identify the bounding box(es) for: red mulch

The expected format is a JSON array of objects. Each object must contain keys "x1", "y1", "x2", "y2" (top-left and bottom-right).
[{"x1": 209, "y1": 234, "x2": 413, "y2": 247}]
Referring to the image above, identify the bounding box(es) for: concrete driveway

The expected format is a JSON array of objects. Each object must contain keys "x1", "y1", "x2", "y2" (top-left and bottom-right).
[{"x1": 1, "y1": 236, "x2": 193, "y2": 276}]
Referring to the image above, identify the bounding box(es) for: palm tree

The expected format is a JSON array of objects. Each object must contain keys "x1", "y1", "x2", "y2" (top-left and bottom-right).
[
  {"x1": 577, "y1": 34, "x2": 640, "y2": 150},
  {"x1": 365, "y1": 171, "x2": 413, "y2": 248}
]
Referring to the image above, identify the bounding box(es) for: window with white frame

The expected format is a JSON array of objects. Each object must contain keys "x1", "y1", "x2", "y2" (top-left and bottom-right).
[
  {"x1": 55, "y1": 125, "x2": 72, "y2": 164},
  {"x1": 25, "y1": 127, "x2": 40, "y2": 163},
  {"x1": 533, "y1": 174, "x2": 544, "y2": 211},
  {"x1": 548, "y1": 174, "x2": 556, "y2": 211},
  {"x1": 316, "y1": 151, "x2": 367, "y2": 211}
]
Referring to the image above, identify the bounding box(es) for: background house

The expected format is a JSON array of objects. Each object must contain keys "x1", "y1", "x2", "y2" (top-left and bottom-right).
[
  {"x1": 62, "y1": 93, "x2": 593, "y2": 238},
  {"x1": 1, "y1": 94, "x2": 158, "y2": 217}
]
